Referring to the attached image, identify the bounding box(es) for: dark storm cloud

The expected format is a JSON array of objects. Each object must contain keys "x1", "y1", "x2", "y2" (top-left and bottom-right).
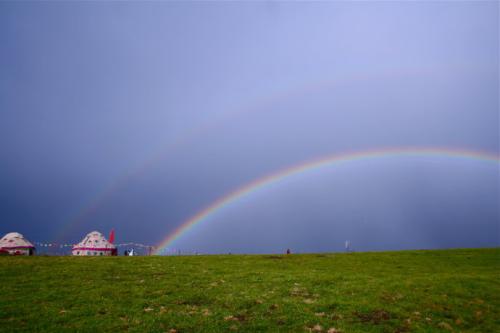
[{"x1": 0, "y1": 1, "x2": 498, "y2": 252}]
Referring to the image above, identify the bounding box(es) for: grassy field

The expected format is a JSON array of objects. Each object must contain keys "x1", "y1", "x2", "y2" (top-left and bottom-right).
[{"x1": 0, "y1": 248, "x2": 498, "y2": 333}]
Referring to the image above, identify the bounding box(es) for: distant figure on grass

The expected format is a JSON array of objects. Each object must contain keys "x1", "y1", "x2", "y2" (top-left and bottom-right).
[{"x1": 286, "y1": 248, "x2": 291, "y2": 255}]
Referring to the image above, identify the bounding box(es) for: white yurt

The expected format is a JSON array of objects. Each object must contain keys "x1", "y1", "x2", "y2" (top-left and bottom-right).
[
  {"x1": 0, "y1": 232, "x2": 35, "y2": 255},
  {"x1": 72, "y1": 231, "x2": 117, "y2": 256}
]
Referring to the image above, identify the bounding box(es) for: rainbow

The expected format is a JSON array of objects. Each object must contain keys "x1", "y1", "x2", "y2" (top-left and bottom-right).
[
  {"x1": 154, "y1": 147, "x2": 499, "y2": 253},
  {"x1": 54, "y1": 64, "x2": 479, "y2": 242},
  {"x1": 53, "y1": 77, "x2": 344, "y2": 242}
]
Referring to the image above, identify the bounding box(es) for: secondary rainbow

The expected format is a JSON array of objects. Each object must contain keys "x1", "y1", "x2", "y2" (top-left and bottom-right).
[
  {"x1": 53, "y1": 76, "x2": 345, "y2": 242},
  {"x1": 54, "y1": 65, "x2": 464, "y2": 242},
  {"x1": 154, "y1": 147, "x2": 499, "y2": 253}
]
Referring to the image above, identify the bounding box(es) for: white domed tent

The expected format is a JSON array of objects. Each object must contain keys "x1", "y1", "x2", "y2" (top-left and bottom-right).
[
  {"x1": 0, "y1": 232, "x2": 35, "y2": 256},
  {"x1": 72, "y1": 231, "x2": 117, "y2": 256}
]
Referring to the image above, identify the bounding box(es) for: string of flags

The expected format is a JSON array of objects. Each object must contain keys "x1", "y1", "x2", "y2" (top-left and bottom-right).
[
  {"x1": 32, "y1": 241, "x2": 193, "y2": 256},
  {"x1": 34, "y1": 241, "x2": 155, "y2": 249},
  {"x1": 115, "y1": 242, "x2": 155, "y2": 249},
  {"x1": 34, "y1": 242, "x2": 74, "y2": 248}
]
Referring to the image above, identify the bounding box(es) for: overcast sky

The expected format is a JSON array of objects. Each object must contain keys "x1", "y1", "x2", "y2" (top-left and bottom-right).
[{"x1": 0, "y1": 1, "x2": 498, "y2": 254}]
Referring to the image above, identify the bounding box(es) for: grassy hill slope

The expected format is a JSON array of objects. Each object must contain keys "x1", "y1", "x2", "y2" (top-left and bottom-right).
[{"x1": 0, "y1": 248, "x2": 498, "y2": 332}]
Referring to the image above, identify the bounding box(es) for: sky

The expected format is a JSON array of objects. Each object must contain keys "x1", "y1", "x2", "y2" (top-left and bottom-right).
[{"x1": 0, "y1": 1, "x2": 498, "y2": 254}]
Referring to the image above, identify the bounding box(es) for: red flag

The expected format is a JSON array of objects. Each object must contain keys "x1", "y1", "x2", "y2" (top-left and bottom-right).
[{"x1": 109, "y1": 229, "x2": 115, "y2": 244}]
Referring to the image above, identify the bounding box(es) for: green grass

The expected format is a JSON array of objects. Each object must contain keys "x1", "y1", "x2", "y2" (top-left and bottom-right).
[{"x1": 0, "y1": 248, "x2": 499, "y2": 332}]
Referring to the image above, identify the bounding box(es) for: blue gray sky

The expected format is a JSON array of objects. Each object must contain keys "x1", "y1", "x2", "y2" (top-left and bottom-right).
[{"x1": 0, "y1": 1, "x2": 498, "y2": 253}]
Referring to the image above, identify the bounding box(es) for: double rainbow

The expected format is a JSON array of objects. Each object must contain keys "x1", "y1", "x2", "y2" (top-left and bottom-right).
[{"x1": 54, "y1": 64, "x2": 487, "y2": 242}]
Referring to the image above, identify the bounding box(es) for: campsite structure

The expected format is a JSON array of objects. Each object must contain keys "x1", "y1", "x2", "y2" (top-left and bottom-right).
[
  {"x1": 0, "y1": 232, "x2": 36, "y2": 255},
  {"x1": 72, "y1": 231, "x2": 117, "y2": 256}
]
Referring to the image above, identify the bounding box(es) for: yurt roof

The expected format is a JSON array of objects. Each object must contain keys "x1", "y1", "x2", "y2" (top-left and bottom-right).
[
  {"x1": 0, "y1": 232, "x2": 35, "y2": 249},
  {"x1": 73, "y1": 231, "x2": 116, "y2": 251}
]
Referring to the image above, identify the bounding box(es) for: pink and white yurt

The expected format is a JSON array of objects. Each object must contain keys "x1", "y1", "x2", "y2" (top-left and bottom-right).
[
  {"x1": 72, "y1": 231, "x2": 117, "y2": 256},
  {"x1": 0, "y1": 232, "x2": 35, "y2": 255}
]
